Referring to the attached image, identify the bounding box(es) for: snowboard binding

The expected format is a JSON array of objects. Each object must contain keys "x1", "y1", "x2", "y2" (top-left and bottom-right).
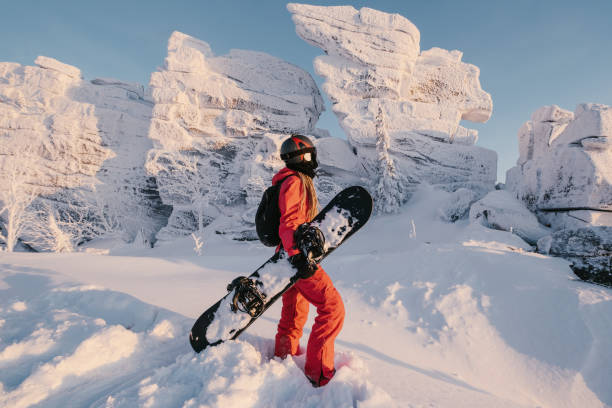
[
  {"x1": 227, "y1": 276, "x2": 267, "y2": 318},
  {"x1": 295, "y1": 224, "x2": 325, "y2": 262}
]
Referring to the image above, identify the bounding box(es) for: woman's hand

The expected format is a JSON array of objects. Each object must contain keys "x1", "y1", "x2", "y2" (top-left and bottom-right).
[{"x1": 289, "y1": 252, "x2": 317, "y2": 279}]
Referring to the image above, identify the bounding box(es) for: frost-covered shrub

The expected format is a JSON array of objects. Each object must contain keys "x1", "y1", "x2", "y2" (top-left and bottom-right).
[
  {"x1": 0, "y1": 155, "x2": 39, "y2": 252},
  {"x1": 438, "y1": 188, "x2": 478, "y2": 222},
  {"x1": 24, "y1": 207, "x2": 74, "y2": 253}
]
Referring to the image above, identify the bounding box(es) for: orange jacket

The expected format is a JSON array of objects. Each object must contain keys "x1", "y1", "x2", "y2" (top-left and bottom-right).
[{"x1": 273, "y1": 167, "x2": 312, "y2": 257}]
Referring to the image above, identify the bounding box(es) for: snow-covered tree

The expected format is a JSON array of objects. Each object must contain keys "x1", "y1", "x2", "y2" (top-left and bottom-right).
[
  {"x1": 191, "y1": 232, "x2": 204, "y2": 256},
  {"x1": 0, "y1": 155, "x2": 39, "y2": 252},
  {"x1": 146, "y1": 151, "x2": 221, "y2": 236},
  {"x1": 24, "y1": 206, "x2": 73, "y2": 253},
  {"x1": 57, "y1": 188, "x2": 123, "y2": 245},
  {"x1": 373, "y1": 104, "x2": 408, "y2": 214},
  {"x1": 21, "y1": 187, "x2": 125, "y2": 251}
]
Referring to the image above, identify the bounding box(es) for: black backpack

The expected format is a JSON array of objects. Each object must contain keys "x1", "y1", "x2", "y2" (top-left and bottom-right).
[{"x1": 255, "y1": 175, "x2": 294, "y2": 247}]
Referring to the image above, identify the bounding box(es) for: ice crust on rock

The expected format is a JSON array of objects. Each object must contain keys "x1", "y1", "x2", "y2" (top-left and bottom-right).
[
  {"x1": 145, "y1": 31, "x2": 325, "y2": 240},
  {"x1": 469, "y1": 190, "x2": 550, "y2": 245},
  {"x1": 288, "y1": 3, "x2": 496, "y2": 210},
  {"x1": 0, "y1": 57, "x2": 169, "y2": 248},
  {"x1": 506, "y1": 104, "x2": 612, "y2": 231}
]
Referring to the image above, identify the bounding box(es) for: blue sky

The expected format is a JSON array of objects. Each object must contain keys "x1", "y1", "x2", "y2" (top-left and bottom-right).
[{"x1": 1, "y1": 0, "x2": 611, "y2": 182}]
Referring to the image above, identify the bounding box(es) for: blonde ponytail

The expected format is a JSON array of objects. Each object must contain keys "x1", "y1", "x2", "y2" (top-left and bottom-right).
[{"x1": 297, "y1": 172, "x2": 319, "y2": 221}]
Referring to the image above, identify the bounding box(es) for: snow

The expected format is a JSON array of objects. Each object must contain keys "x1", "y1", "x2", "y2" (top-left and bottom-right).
[
  {"x1": 35, "y1": 56, "x2": 81, "y2": 79},
  {"x1": 1, "y1": 15, "x2": 500, "y2": 251},
  {"x1": 1, "y1": 186, "x2": 611, "y2": 407},
  {"x1": 469, "y1": 189, "x2": 550, "y2": 245},
  {"x1": 313, "y1": 207, "x2": 354, "y2": 249}
]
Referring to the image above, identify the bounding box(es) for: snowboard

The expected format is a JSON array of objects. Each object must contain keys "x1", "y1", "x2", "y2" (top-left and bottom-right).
[{"x1": 189, "y1": 185, "x2": 373, "y2": 353}]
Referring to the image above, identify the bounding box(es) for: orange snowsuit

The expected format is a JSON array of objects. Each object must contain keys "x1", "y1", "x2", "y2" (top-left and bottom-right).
[{"x1": 273, "y1": 167, "x2": 345, "y2": 387}]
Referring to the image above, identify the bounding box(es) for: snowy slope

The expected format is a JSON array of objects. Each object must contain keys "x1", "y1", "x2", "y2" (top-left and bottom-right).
[{"x1": 1, "y1": 187, "x2": 611, "y2": 407}]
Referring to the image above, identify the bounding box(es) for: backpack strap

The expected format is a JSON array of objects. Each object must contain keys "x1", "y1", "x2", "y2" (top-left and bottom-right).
[{"x1": 275, "y1": 174, "x2": 297, "y2": 187}]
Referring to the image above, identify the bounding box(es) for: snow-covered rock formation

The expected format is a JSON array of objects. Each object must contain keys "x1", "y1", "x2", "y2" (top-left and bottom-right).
[
  {"x1": 506, "y1": 104, "x2": 612, "y2": 231},
  {"x1": 506, "y1": 104, "x2": 612, "y2": 284},
  {"x1": 0, "y1": 58, "x2": 110, "y2": 193},
  {"x1": 288, "y1": 3, "x2": 497, "y2": 212},
  {"x1": 0, "y1": 57, "x2": 168, "y2": 250},
  {"x1": 538, "y1": 227, "x2": 612, "y2": 284},
  {"x1": 469, "y1": 190, "x2": 550, "y2": 245},
  {"x1": 145, "y1": 32, "x2": 325, "y2": 240}
]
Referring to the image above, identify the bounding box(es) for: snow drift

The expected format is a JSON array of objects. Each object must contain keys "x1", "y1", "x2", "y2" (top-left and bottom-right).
[{"x1": 1, "y1": 186, "x2": 611, "y2": 407}]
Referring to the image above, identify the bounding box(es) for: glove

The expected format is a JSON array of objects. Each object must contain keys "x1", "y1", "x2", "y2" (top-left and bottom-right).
[
  {"x1": 294, "y1": 224, "x2": 325, "y2": 261},
  {"x1": 289, "y1": 252, "x2": 317, "y2": 279}
]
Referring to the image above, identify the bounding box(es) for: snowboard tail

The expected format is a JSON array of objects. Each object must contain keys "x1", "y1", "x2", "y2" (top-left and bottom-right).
[{"x1": 189, "y1": 186, "x2": 373, "y2": 353}]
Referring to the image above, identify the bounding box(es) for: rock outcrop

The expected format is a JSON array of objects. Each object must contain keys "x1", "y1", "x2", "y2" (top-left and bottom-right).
[
  {"x1": 0, "y1": 57, "x2": 169, "y2": 249},
  {"x1": 506, "y1": 104, "x2": 612, "y2": 284},
  {"x1": 506, "y1": 104, "x2": 612, "y2": 231},
  {"x1": 288, "y1": 3, "x2": 497, "y2": 212},
  {"x1": 0, "y1": 58, "x2": 111, "y2": 193},
  {"x1": 145, "y1": 32, "x2": 325, "y2": 240},
  {"x1": 538, "y1": 227, "x2": 612, "y2": 285}
]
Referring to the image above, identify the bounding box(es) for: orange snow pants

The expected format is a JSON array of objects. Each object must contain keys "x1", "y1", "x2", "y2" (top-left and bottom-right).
[{"x1": 274, "y1": 265, "x2": 345, "y2": 386}]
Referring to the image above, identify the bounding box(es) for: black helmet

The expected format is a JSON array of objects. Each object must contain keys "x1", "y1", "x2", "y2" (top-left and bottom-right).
[{"x1": 280, "y1": 134, "x2": 318, "y2": 177}]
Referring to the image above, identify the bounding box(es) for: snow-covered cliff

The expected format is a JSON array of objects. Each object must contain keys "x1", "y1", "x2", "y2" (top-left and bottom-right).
[
  {"x1": 0, "y1": 57, "x2": 169, "y2": 249},
  {"x1": 145, "y1": 32, "x2": 325, "y2": 240},
  {"x1": 288, "y1": 3, "x2": 497, "y2": 212}
]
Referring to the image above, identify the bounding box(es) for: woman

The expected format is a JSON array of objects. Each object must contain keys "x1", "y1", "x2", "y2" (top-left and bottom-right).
[{"x1": 273, "y1": 134, "x2": 345, "y2": 387}]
